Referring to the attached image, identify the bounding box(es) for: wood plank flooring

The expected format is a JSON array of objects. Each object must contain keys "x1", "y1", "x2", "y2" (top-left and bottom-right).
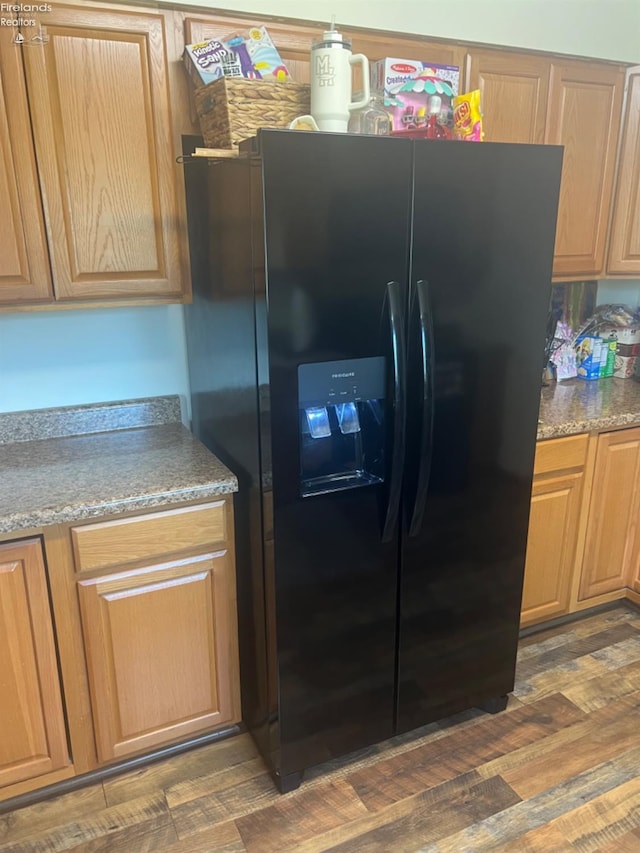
[{"x1": 2, "y1": 604, "x2": 640, "y2": 852}]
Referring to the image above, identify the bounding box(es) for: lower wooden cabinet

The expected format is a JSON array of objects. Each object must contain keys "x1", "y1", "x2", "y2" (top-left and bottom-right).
[
  {"x1": 74, "y1": 501, "x2": 239, "y2": 764},
  {"x1": 521, "y1": 435, "x2": 588, "y2": 627},
  {"x1": 523, "y1": 426, "x2": 640, "y2": 626},
  {"x1": 580, "y1": 427, "x2": 640, "y2": 599},
  {"x1": 0, "y1": 539, "x2": 69, "y2": 788},
  {"x1": 522, "y1": 471, "x2": 584, "y2": 625},
  {"x1": 78, "y1": 550, "x2": 237, "y2": 762}
]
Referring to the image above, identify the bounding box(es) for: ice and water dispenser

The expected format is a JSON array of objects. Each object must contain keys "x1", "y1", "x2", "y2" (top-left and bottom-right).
[{"x1": 298, "y1": 357, "x2": 386, "y2": 497}]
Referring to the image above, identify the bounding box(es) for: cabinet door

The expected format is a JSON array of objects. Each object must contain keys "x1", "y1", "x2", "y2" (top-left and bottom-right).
[
  {"x1": 580, "y1": 428, "x2": 640, "y2": 599},
  {"x1": 0, "y1": 540, "x2": 69, "y2": 788},
  {"x1": 78, "y1": 551, "x2": 239, "y2": 763},
  {"x1": 607, "y1": 67, "x2": 640, "y2": 275},
  {"x1": 466, "y1": 49, "x2": 549, "y2": 143},
  {"x1": 22, "y1": 4, "x2": 184, "y2": 301},
  {"x1": 0, "y1": 29, "x2": 52, "y2": 304},
  {"x1": 521, "y1": 471, "x2": 583, "y2": 626},
  {"x1": 546, "y1": 60, "x2": 625, "y2": 278}
]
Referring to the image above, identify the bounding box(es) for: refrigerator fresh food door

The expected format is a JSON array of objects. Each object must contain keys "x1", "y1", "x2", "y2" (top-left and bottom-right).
[
  {"x1": 257, "y1": 130, "x2": 413, "y2": 779},
  {"x1": 397, "y1": 140, "x2": 563, "y2": 732}
]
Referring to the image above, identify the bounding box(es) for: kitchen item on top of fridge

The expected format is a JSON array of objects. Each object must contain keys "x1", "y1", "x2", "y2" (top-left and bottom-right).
[
  {"x1": 184, "y1": 39, "x2": 229, "y2": 86},
  {"x1": 371, "y1": 58, "x2": 459, "y2": 100},
  {"x1": 371, "y1": 58, "x2": 458, "y2": 135},
  {"x1": 193, "y1": 77, "x2": 310, "y2": 149},
  {"x1": 220, "y1": 26, "x2": 290, "y2": 80},
  {"x1": 423, "y1": 96, "x2": 451, "y2": 139},
  {"x1": 348, "y1": 93, "x2": 392, "y2": 135},
  {"x1": 310, "y1": 21, "x2": 369, "y2": 132},
  {"x1": 453, "y1": 90, "x2": 484, "y2": 141},
  {"x1": 184, "y1": 27, "x2": 289, "y2": 87},
  {"x1": 289, "y1": 114, "x2": 319, "y2": 131}
]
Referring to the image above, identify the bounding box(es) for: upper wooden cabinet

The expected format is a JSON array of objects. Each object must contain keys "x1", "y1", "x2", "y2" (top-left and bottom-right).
[
  {"x1": 0, "y1": 29, "x2": 52, "y2": 303},
  {"x1": 607, "y1": 67, "x2": 640, "y2": 275},
  {"x1": 466, "y1": 49, "x2": 550, "y2": 144},
  {"x1": 546, "y1": 60, "x2": 625, "y2": 278},
  {"x1": 0, "y1": 539, "x2": 69, "y2": 789},
  {"x1": 13, "y1": 2, "x2": 186, "y2": 304}
]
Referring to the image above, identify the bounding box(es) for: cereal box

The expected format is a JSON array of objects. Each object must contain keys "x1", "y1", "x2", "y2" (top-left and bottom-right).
[{"x1": 576, "y1": 335, "x2": 605, "y2": 380}]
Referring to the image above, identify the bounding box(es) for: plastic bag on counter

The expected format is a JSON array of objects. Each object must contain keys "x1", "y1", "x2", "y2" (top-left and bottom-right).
[
  {"x1": 572, "y1": 304, "x2": 639, "y2": 344},
  {"x1": 552, "y1": 321, "x2": 578, "y2": 380}
]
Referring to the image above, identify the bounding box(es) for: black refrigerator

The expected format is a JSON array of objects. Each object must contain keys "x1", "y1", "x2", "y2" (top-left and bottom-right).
[{"x1": 182, "y1": 129, "x2": 562, "y2": 792}]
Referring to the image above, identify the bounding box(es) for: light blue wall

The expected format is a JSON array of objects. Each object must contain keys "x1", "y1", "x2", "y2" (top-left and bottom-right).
[
  {"x1": 598, "y1": 281, "x2": 640, "y2": 310},
  {"x1": 0, "y1": 306, "x2": 191, "y2": 420}
]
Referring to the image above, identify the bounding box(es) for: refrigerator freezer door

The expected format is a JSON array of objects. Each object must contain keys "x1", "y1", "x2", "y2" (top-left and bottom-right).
[
  {"x1": 257, "y1": 130, "x2": 413, "y2": 777},
  {"x1": 397, "y1": 140, "x2": 563, "y2": 732}
]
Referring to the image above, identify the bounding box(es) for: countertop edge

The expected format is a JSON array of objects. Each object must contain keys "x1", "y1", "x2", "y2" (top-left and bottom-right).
[
  {"x1": 537, "y1": 411, "x2": 640, "y2": 441},
  {"x1": 0, "y1": 479, "x2": 238, "y2": 536}
]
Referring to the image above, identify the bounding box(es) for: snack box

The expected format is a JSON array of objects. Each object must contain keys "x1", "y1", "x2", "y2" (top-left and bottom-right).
[
  {"x1": 615, "y1": 342, "x2": 640, "y2": 357},
  {"x1": 575, "y1": 335, "x2": 606, "y2": 380},
  {"x1": 599, "y1": 325, "x2": 640, "y2": 345},
  {"x1": 601, "y1": 339, "x2": 617, "y2": 377},
  {"x1": 614, "y1": 354, "x2": 638, "y2": 379},
  {"x1": 370, "y1": 58, "x2": 459, "y2": 134}
]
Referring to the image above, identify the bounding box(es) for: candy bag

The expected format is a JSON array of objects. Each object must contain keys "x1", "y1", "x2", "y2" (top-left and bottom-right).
[{"x1": 453, "y1": 90, "x2": 483, "y2": 141}]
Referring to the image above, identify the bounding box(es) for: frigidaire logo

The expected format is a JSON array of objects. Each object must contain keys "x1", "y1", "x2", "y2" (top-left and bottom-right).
[{"x1": 331, "y1": 372, "x2": 355, "y2": 379}]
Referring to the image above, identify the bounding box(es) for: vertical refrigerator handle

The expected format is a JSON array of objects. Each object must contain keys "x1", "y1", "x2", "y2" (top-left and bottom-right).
[
  {"x1": 409, "y1": 279, "x2": 434, "y2": 538},
  {"x1": 382, "y1": 281, "x2": 406, "y2": 544}
]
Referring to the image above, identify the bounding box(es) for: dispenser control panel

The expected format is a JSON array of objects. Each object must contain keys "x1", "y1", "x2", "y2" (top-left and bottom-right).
[{"x1": 298, "y1": 357, "x2": 386, "y2": 408}]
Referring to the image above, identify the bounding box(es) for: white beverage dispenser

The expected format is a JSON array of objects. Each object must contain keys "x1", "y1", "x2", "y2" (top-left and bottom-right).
[{"x1": 310, "y1": 22, "x2": 370, "y2": 132}]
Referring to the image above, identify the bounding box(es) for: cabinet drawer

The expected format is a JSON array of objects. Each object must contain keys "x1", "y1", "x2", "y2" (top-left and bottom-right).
[
  {"x1": 534, "y1": 434, "x2": 588, "y2": 476},
  {"x1": 72, "y1": 501, "x2": 227, "y2": 572}
]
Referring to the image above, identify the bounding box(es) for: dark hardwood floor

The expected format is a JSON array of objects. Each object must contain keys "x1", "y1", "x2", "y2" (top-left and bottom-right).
[{"x1": 2, "y1": 604, "x2": 640, "y2": 852}]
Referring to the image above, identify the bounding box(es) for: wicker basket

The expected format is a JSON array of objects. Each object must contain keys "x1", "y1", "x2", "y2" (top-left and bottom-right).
[{"x1": 193, "y1": 77, "x2": 311, "y2": 149}]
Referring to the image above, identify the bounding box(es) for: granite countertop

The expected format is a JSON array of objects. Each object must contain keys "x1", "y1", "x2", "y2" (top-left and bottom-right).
[
  {"x1": 0, "y1": 398, "x2": 238, "y2": 534},
  {"x1": 538, "y1": 378, "x2": 640, "y2": 440}
]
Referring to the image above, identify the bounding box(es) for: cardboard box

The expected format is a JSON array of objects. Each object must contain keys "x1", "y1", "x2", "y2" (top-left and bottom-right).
[
  {"x1": 615, "y1": 342, "x2": 640, "y2": 357},
  {"x1": 599, "y1": 325, "x2": 640, "y2": 345},
  {"x1": 614, "y1": 354, "x2": 638, "y2": 379},
  {"x1": 601, "y1": 340, "x2": 617, "y2": 377},
  {"x1": 576, "y1": 335, "x2": 605, "y2": 380},
  {"x1": 370, "y1": 58, "x2": 459, "y2": 134},
  {"x1": 184, "y1": 26, "x2": 290, "y2": 87},
  {"x1": 184, "y1": 39, "x2": 228, "y2": 87}
]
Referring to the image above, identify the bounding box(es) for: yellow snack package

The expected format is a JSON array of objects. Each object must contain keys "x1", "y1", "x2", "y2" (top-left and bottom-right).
[{"x1": 453, "y1": 90, "x2": 484, "y2": 141}]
